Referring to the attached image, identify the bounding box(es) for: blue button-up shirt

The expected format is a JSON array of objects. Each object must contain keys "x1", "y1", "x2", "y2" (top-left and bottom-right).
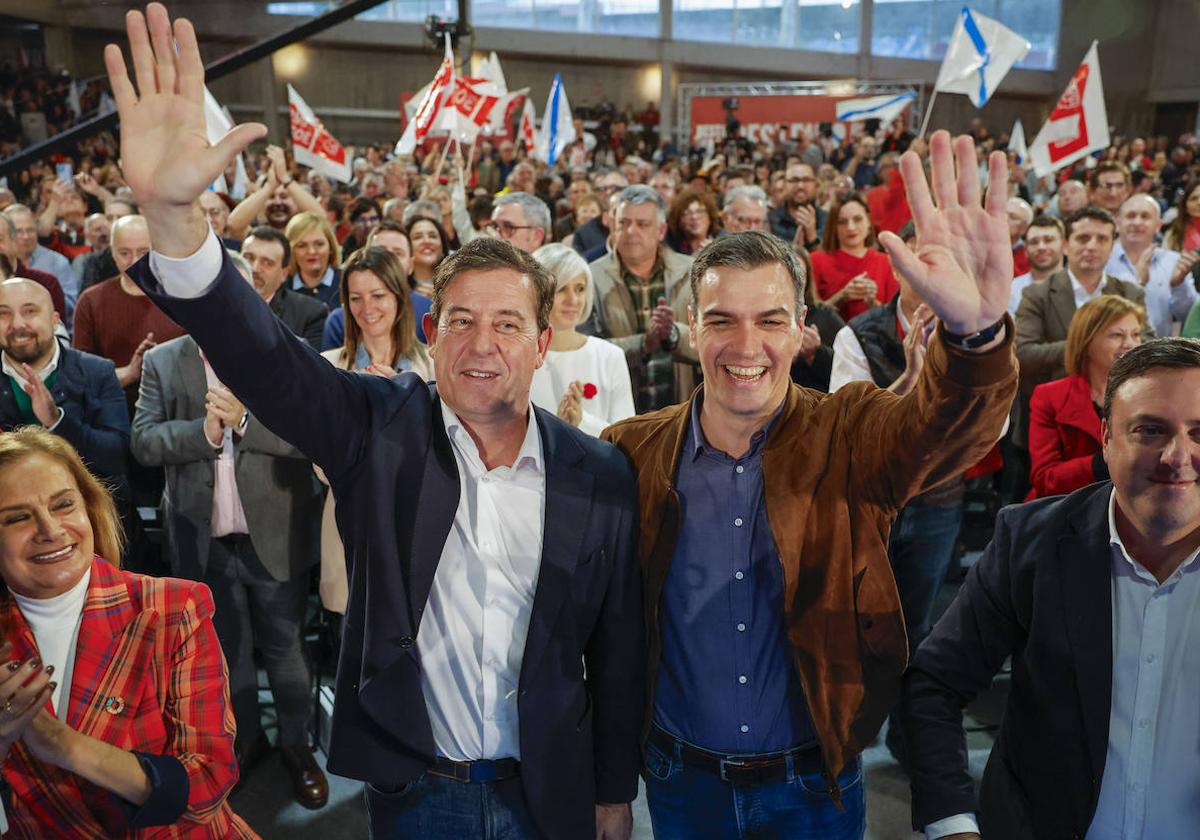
[
  {"x1": 1105, "y1": 243, "x2": 1196, "y2": 338},
  {"x1": 654, "y1": 394, "x2": 816, "y2": 755}
]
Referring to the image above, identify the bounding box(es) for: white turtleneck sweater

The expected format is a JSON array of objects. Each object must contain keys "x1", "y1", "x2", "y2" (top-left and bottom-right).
[{"x1": 12, "y1": 567, "x2": 91, "y2": 719}]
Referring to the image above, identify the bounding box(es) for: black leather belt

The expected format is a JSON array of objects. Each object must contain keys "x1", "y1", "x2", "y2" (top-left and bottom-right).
[
  {"x1": 429, "y1": 756, "x2": 521, "y2": 783},
  {"x1": 647, "y1": 724, "x2": 825, "y2": 785}
]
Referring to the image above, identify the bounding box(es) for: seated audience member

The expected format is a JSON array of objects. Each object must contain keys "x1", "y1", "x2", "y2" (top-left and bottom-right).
[
  {"x1": 0, "y1": 427, "x2": 254, "y2": 838},
  {"x1": 905, "y1": 338, "x2": 1200, "y2": 840},
  {"x1": 563, "y1": 192, "x2": 603, "y2": 250},
  {"x1": 241, "y1": 226, "x2": 327, "y2": 350},
  {"x1": 1027, "y1": 295, "x2": 1144, "y2": 499},
  {"x1": 530, "y1": 244, "x2": 634, "y2": 437},
  {"x1": 788, "y1": 246, "x2": 845, "y2": 392},
  {"x1": 1007, "y1": 197, "x2": 1034, "y2": 277},
  {"x1": 1086, "y1": 160, "x2": 1132, "y2": 215},
  {"x1": 1009, "y1": 215, "x2": 1065, "y2": 314},
  {"x1": 198, "y1": 190, "x2": 238, "y2": 250},
  {"x1": 339, "y1": 197, "x2": 381, "y2": 255},
  {"x1": 1105, "y1": 194, "x2": 1198, "y2": 338},
  {"x1": 405, "y1": 215, "x2": 450, "y2": 299},
  {"x1": 1162, "y1": 179, "x2": 1200, "y2": 252},
  {"x1": 316, "y1": 246, "x2": 432, "y2": 614},
  {"x1": 811, "y1": 193, "x2": 900, "y2": 321},
  {"x1": 226, "y1": 144, "x2": 324, "y2": 240},
  {"x1": 284, "y1": 212, "x2": 341, "y2": 310},
  {"x1": 664, "y1": 190, "x2": 719, "y2": 255},
  {"x1": 768, "y1": 162, "x2": 825, "y2": 248},
  {"x1": 720, "y1": 184, "x2": 770, "y2": 234},
  {"x1": 1052, "y1": 178, "x2": 1087, "y2": 218},
  {"x1": 131, "y1": 316, "x2": 327, "y2": 810},
  {"x1": 72, "y1": 215, "x2": 185, "y2": 411},
  {"x1": 3, "y1": 204, "x2": 75, "y2": 316},
  {"x1": 572, "y1": 169, "x2": 626, "y2": 257},
  {"x1": 76, "y1": 197, "x2": 136, "y2": 295},
  {"x1": 489, "y1": 192, "x2": 549, "y2": 254},
  {"x1": 590, "y1": 185, "x2": 697, "y2": 412},
  {"x1": 0, "y1": 214, "x2": 66, "y2": 322}
]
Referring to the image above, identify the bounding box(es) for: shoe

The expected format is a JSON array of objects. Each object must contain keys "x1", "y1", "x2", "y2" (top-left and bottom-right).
[
  {"x1": 236, "y1": 731, "x2": 272, "y2": 779},
  {"x1": 280, "y1": 743, "x2": 329, "y2": 810}
]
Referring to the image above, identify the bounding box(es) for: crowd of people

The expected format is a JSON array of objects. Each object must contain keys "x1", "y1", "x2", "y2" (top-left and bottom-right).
[{"x1": 0, "y1": 4, "x2": 1198, "y2": 838}]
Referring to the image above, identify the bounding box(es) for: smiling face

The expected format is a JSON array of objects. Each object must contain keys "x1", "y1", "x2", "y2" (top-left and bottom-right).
[
  {"x1": 550, "y1": 272, "x2": 589, "y2": 333},
  {"x1": 346, "y1": 269, "x2": 398, "y2": 342},
  {"x1": 1086, "y1": 313, "x2": 1142, "y2": 381},
  {"x1": 1025, "y1": 223, "x2": 1065, "y2": 273},
  {"x1": 1103, "y1": 367, "x2": 1200, "y2": 539},
  {"x1": 424, "y1": 268, "x2": 550, "y2": 427},
  {"x1": 1116, "y1": 195, "x2": 1162, "y2": 252},
  {"x1": 0, "y1": 454, "x2": 94, "y2": 599},
  {"x1": 690, "y1": 262, "x2": 803, "y2": 425},
  {"x1": 409, "y1": 220, "x2": 444, "y2": 270},
  {"x1": 0, "y1": 280, "x2": 59, "y2": 367},
  {"x1": 681, "y1": 202, "x2": 711, "y2": 239}
]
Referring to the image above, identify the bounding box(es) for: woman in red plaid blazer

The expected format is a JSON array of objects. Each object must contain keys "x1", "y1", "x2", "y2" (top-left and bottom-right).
[{"x1": 0, "y1": 428, "x2": 256, "y2": 839}]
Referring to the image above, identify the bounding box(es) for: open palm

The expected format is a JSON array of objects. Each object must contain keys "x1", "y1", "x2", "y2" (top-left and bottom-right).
[
  {"x1": 879, "y1": 131, "x2": 1012, "y2": 336},
  {"x1": 103, "y1": 3, "x2": 265, "y2": 210}
]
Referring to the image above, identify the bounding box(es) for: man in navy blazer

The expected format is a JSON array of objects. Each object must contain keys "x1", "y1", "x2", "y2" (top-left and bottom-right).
[
  {"x1": 107, "y1": 8, "x2": 643, "y2": 838},
  {"x1": 904, "y1": 338, "x2": 1200, "y2": 840}
]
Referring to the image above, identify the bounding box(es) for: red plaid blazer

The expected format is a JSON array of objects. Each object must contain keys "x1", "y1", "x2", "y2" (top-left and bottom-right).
[{"x1": 1, "y1": 557, "x2": 258, "y2": 839}]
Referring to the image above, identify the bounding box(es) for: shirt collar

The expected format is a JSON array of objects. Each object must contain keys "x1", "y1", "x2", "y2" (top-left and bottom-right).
[
  {"x1": 688, "y1": 387, "x2": 783, "y2": 462},
  {"x1": 2, "y1": 338, "x2": 61, "y2": 386},
  {"x1": 1067, "y1": 268, "x2": 1103, "y2": 297},
  {"x1": 439, "y1": 399, "x2": 544, "y2": 476},
  {"x1": 1112, "y1": 240, "x2": 1159, "y2": 268},
  {"x1": 1107, "y1": 487, "x2": 1200, "y2": 584},
  {"x1": 292, "y1": 266, "x2": 334, "y2": 290}
]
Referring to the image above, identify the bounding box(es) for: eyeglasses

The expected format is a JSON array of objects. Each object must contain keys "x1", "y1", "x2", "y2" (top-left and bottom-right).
[
  {"x1": 729, "y1": 215, "x2": 768, "y2": 230},
  {"x1": 1096, "y1": 181, "x2": 1128, "y2": 192},
  {"x1": 356, "y1": 214, "x2": 380, "y2": 224},
  {"x1": 487, "y1": 221, "x2": 536, "y2": 238},
  {"x1": 786, "y1": 176, "x2": 816, "y2": 184},
  {"x1": 681, "y1": 207, "x2": 708, "y2": 218}
]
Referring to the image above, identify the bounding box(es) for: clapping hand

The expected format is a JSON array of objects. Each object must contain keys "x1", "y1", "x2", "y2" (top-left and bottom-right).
[
  {"x1": 104, "y1": 3, "x2": 267, "y2": 256},
  {"x1": 879, "y1": 131, "x2": 1011, "y2": 340},
  {"x1": 558, "y1": 380, "x2": 584, "y2": 427},
  {"x1": 20, "y1": 364, "x2": 61, "y2": 428},
  {"x1": 0, "y1": 643, "x2": 53, "y2": 756},
  {"x1": 797, "y1": 323, "x2": 822, "y2": 364},
  {"x1": 644, "y1": 296, "x2": 676, "y2": 354}
]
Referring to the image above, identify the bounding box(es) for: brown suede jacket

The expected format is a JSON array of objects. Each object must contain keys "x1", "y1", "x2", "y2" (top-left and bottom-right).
[{"x1": 601, "y1": 319, "x2": 1018, "y2": 798}]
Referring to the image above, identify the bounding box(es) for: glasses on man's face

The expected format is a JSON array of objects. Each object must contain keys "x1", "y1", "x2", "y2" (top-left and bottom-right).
[
  {"x1": 786, "y1": 176, "x2": 815, "y2": 185},
  {"x1": 487, "y1": 221, "x2": 536, "y2": 238},
  {"x1": 1096, "y1": 181, "x2": 1127, "y2": 192},
  {"x1": 597, "y1": 184, "x2": 622, "y2": 194},
  {"x1": 356, "y1": 214, "x2": 380, "y2": 225},
  {"x1": 731, "y1": 215, "x2": 767, "y2": 230}
]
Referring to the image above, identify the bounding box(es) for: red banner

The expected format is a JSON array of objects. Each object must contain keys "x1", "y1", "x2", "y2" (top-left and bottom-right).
[{"x1": 690, "y1": 94, "x2": 867, "y2": 145}]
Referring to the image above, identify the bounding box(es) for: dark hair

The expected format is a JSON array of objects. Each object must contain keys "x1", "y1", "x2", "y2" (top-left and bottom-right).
[
  {"x1": 821, "y1": 193, "x2": 876, "y2": 254},
  {"x1": 689, "y1": 231, "x2": 807, "y2": 323},
  {"x1": 898, "y1": 221, "x2": 917, "y2": 243},
  {"x1": 1088, "y1": 160, "x2": 1131, "y2": 190},
  {"x1": 349, "y1": 197, "x2": 381, "y2": 223},
  {"x1": 1103, "y1": 338, "x2": 1200, "y2": 420},
  {"x1": 667, "y1": 189, "x2": 721, "y2": 237},
  {"x1": 339, "y1": 246, "x2": 417, "y2": 368},
  {"x1": 1165, "y1": 179, "x2": 1200, "y2": 250},
  {"x1": 429, "y1": 237, "x2": 556, "y2": 332},
  {"x1": 1064, "y1": 206, "x2": 1115, "y2": 240},
  {"x1": 404, "y1": 215, "x2": 451, "y2": 269},
  {"x1": 468, "y1": 194, "x2": 495, "y2": 228},
  {"x1": 1026, "y1": 214, "x2": 1065, "y2": 240},
  {"x1": 244, "y1": 225, "x2": 291, "y2": 266}
]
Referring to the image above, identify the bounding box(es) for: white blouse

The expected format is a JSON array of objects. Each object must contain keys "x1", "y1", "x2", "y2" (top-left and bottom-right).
[
  {"x1": 12, "y1": 567, "x2": 91, "y2": 719},
  {"x1": 530, "y1": 336, "x2": 636, "y2": 437}
]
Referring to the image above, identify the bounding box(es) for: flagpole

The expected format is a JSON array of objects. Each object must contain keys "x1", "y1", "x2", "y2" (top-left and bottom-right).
[
  {"x1": 917, "y1": 89, "x2": 939, "y2": 140},
  {"x1": 429, "y1": 137, "x2": 456, "y2": 187}
]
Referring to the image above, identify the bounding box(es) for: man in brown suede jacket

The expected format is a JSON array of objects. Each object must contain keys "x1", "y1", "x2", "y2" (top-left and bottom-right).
[{"x1": 603, "y1": 131, "x2": 1018, "y2": 838}]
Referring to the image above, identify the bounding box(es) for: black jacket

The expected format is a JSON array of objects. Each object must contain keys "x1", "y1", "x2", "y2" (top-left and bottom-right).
[
  {"x1": 130, "y1": 250, "x2": 646, "y2": 840},
  {"x1": 905, "y1": 484, "x2": 1118, "y2": 840},
  {"x1": 269, "y1": 283, "x2": 328, "y2": 351}
]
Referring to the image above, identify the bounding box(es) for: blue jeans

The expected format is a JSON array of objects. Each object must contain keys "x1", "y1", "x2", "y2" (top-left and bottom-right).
[
  {"x1": 364, "y1": 773, "x2": 544, "y2": 839},
  {"x1": 642, "y1": 739, "x2": 866, "y2": 839},
  {"x1": 888, "y1": 500, "x2": 964, "y2": 647}
]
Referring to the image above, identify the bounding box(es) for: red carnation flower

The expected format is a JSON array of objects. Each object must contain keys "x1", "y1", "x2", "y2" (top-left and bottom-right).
[{"x1": 582, "y1": 383, "x2": 598, "y2": 400}]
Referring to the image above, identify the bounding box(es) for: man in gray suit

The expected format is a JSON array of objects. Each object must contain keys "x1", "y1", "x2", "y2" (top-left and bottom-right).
[
  {"x1": 131, "y1": 320, "x2": 327, "y2": 809},
  {"x1": 1014, "y1": 206, "x2": 1154, "y2": 446}
]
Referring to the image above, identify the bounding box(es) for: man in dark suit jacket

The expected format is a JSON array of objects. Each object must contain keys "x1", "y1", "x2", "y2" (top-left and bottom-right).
[
  {"x1": 241, "y1": 226, "x2": 327, "y2": 350},
  {"x1": 905, "y1": 339, "x2": 1200, "y2": 840},
  {"x1": 108, "y1": 13, "x2": 643, "y2": 838}
]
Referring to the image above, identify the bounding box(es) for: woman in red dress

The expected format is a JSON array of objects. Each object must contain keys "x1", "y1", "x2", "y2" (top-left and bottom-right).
[{"x1": 810, "y1": 193, "x2": 900, "y2": 321}]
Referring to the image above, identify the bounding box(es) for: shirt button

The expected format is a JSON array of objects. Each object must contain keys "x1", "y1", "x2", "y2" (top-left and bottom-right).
[
  {"x1": 735, "y1": 571, "x2": 744, "y2": 581},
  {"x1": 740, "y1": 724, "x2": 749, "y2": 733},
  {"x1": 736, "y1": 622, "x2": 746, "y2": 632},
  {"x1": 1139, "y1": 718, "x2": 1151, "y2": 729},
  {"x1": 1145, "y1": 654, "x2": 1156, "y2": 664},
  {"x1": 735, "y1": 465, "x2": 744, "y2": 474},
  {"x1": 734, "y1": 517, "x2": 743, "y2": 527},
  {"x1": 738, "y1": 675, "x2": 747, "y2": 685}
]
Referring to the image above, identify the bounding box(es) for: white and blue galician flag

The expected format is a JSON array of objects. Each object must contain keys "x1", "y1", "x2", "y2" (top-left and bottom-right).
[
  {"x1": 1009, "y1": 117, "x2": 1029, "y2": 165},
  {"x1": 835, "y1": 91, "x2": 917, "y2": 125},
  {"x1": 935, "y1": 6, "x2": 1031, "y2": 108},
  {"x1": 535, "y1": 74, "x2": 575, "y2": 166}
]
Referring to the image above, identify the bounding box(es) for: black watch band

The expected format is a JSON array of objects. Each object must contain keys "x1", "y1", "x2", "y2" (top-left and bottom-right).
[{"x1": 941, "y1": 318, "x2": 1005, "y2": 350}]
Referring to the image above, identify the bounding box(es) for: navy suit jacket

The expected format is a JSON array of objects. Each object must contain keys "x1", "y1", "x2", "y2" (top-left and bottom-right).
[
  {"x1": 904, "y1": 483, "x2": 1116, "y2": 840},
  {"x1": 129, "y1": 249, "x2": 644, "y2": 839}
]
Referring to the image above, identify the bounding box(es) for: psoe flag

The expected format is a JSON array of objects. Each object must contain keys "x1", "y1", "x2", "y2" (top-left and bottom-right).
[
  {"x1": 288, "y1": 84, "x2": 352, "y2": 183},
  {"x1": 534, "y1": 74, "x2": 575, "y2": 165},
  {"x1": 935, "y1": 6, "x2": 1031, "y2": 108},
  {"x1": 1028, "y1": 41, "x2": 1109, "y2": 178},
  {"x1": 835, "y1": 92, "x2": 917, "y2": 125}
]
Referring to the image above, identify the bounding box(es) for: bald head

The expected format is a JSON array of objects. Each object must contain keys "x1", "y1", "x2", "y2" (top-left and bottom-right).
[
  {"x1": 1007, "y1": 197, "x2": 1034, "y2": 244},
  {"x1": 1115, "y1": 193, "x2": 1163, "y2": 250},
  {"x1": 0, "y1": 278, "x2": 53, "y2": 309},
  {"x1": 111, "y1": 215, "x2": 151, "y2": 278},
  {"x1": 0, "y1": 278, "x2": 59, "y2": 367}
]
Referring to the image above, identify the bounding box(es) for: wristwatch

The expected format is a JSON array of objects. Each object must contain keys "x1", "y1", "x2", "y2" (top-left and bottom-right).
[{"x1": 941, "y1": 318, "x2": 1006, "y2": 350}]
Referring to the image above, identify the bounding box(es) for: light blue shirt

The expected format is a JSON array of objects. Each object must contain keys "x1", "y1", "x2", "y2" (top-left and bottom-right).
[
  {"x1": 1105, "y1": 243, "x2": 1195, "y2": 338},
  {"x1": 1009, "y1": 271, "x2": 1035, "y2": 315},
  {"x1": 30, "y1": 244, "x2": 78, "y2": 322}
]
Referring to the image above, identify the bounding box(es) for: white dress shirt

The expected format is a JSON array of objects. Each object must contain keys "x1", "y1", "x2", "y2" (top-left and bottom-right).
[
  {"x1": 1068, "y1": 269, "x2": 1106, "y2": 310},
  {"x1": 419, "y1": 402, "x2": 546, "y2": 761},
  {"x1": 1009, "y1": 271, "x2": 1035, "y2": 316},
  {"x1": 827, "y1": 305, "x2": 912, "y2": 393},
  {"x1": 927, "y1": 489, "x2": 1200, "y2": 840},
  {"x1": 146, "y1": 229, "x2": 551, "y2": 763},
  {"x1": 1104, "y1": 243, "x2": 1195, "y2": 337}
]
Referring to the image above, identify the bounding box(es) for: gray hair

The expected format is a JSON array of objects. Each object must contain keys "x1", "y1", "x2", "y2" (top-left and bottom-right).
[
  {"x1": 0, "y1": 214, "x2": 13, "y2": 239},
  {"x1": 403, "y1": 199, "x2": 443, "y2": 226},
  {"x1": 722, "y1": 184, "x2": 769, "y2": 213},
  {"x1": 226, "y1": 249, "x2": 252, "y2": 281},
  {"x1": 495, "y1": 192, "x2": 552, "y2": 240},
  {"x1": 689, "y1": 231, "x2": 807, "y2": 323},
  {"x1": 614, "y1": 184, "x2": 666, "y2": 224},
  {"x1": 532, "y1": 243, "x2": 593, "y2": 324}
]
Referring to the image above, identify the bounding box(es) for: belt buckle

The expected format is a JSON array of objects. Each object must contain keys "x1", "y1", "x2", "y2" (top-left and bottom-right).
[{"x1": 718, "y1": 757, "x2": 745, "y2": 783}]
